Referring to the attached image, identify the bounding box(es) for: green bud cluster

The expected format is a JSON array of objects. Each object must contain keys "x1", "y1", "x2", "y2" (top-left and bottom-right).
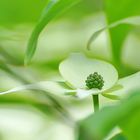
[{"x1": 85, "y1": 72, "x2": 104, "y2": 90}]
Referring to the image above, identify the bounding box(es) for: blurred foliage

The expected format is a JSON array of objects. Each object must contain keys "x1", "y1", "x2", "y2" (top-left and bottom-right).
[
  {"x1": 77, "y1": 90, "x2": 140, "y2": 140},
  {"x1": 105, "y1": 0, "x2": 140, "y2": 76},
  {"x1": 25, "y1": 0, "x2": 81, "y2": 65},
  {"x1": 0, "y1": 0, "x2": 102, "y2": 25},
  {"x1": 0, "y1": 0, "x2": 47, "y2": 25},
  {"x1": 0, "y1": 0, "x2": 140, "y2": 140}
]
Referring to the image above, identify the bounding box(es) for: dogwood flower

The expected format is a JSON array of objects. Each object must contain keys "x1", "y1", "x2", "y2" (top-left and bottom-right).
[
  {"x1": 59, "y1": 53, "x2": 118, "y2": 98},
  {"x1": 0, "y1": 53, "x2": 140, "y2": 100}
]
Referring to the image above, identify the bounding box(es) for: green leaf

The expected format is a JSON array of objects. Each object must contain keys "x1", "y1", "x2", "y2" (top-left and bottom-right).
[
  {"x1": 88, "y1": 0, "x2": 140, "y2": 68},
  {"x1": 24, "y1": 0, "x2": 81, "y2": 65},
  {"x1": 59, "y1": 53, "x2": 118, "y2": 97},
  {"x1": 105, "y1": 0, "x2": 140, "y2": 66},
  {"x1": 77, "y1": 90, "x2": 140, "y2": 140},
  {"x1": 0, "y1": 0, "x2": 47, "y2": 24},
  {"x1": 87, "y1": 16, "x2": 140, "y2": 50},
  {"x1": 110, "y1": 133, "x2": 127, "y2": 140}
]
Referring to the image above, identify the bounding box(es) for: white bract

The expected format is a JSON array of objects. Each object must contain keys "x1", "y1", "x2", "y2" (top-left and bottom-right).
[
  {"x1": 59, "y1": 53, "x2": 118, "y2": 98},
  {"x1": 0, "y1": 53, "x2": 140, "y2": 99}
]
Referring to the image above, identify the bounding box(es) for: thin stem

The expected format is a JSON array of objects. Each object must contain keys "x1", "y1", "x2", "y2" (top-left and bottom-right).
[{"x1": 92, "y1": 94, "x2": 99, "y2": 112}]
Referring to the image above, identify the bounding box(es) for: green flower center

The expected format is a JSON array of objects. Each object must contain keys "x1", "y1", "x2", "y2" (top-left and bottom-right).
[{"x1": 85, "y1": 72, "x2": 104, "y2": 90}]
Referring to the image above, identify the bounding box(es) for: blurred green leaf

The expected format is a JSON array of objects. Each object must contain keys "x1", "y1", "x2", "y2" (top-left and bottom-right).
[
  {"x1": 0, "y1": 94, "x2": 53, "y2": 115},
  {"x1": 87, "y1": 16, "x2": 140, "y2": 50},
  {"x1": 0, "y1": 0, "x2": 47, "y2": 24},
  {"x1": 0, "y1": 60, "x2": 30, "y2": 84},
  {"x1": 25, "y1": 0, "x2": 81, "y2": 65},
  {"x1": 0, "y1": 81, "x2": 71, "y2": 96},
  {"x1": 110, "y1": 133, "x2": 127, "y2": 140},
  {"x1": 0, "y1": 60, "x2": 71, "y2": 121},
  {"x1": 77, "y1": 90, "x2": 140, "y2": 140},
  {"x1": 0, "y1": 46, "x2": 23, "y2": 65},
  {"x1": 105, "y1": 0, "x2": 140, "y2": 67},
  {"x1": 119, "y1": 105, "x2": 140, "y2": 140},
  {"x1": 0, "y1": 93, "x2": 71, "y2": 123}
]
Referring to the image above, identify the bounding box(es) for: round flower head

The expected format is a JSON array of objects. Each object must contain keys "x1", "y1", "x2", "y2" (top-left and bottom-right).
[{"x1": 85, "y1": 72, "x2": 104, "y2": 90}]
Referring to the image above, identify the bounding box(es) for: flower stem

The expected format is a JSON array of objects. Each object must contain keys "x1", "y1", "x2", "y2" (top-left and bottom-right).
[{"x1": 92, "y1": 95, "x2": 99, "y2": 112}]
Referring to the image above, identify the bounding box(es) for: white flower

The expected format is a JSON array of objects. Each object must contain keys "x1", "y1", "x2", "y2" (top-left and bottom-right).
[
  {"x1": 0, "y1": 53, "x2": 140, "y2": 99},
  {"x1": 59, "y1": 53, "x2": 118, "y2": 98}
]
